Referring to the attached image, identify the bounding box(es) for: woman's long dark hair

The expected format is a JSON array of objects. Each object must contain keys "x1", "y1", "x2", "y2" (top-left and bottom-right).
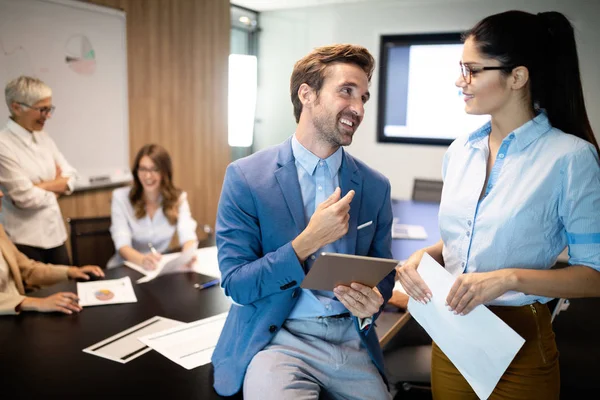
[
  {"x1": 130, "y1": 144, "x2": 181, "y2": 225},
  {"x1": 465, "y1": 10, "x2": 599, "y2": 155}
]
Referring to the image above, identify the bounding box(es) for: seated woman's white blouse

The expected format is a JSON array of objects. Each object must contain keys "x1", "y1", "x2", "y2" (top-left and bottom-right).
[
  {"x1": 440, "y1": 112, "x2": 600, "y2": 307},
  {"x1": 107, "y1": 187, "x2": 198, "y2": 268}
]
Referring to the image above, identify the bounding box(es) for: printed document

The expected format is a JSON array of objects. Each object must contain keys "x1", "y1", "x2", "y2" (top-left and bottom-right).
[
  {"x1": 77, "y1": 276, "x2": 137, "y2": 307},
  {"x1": 138, "y1": 312, "x2": 228, "y2": 370},
  {"x1": 408, "y1": 253, "x2": 525, "y2": 399},
  {"x1": 82, "y1": 316, "x2": 184, "y2": 363}
]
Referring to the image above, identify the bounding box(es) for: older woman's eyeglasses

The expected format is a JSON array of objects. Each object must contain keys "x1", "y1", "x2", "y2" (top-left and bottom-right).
[
  {"x1": 18, "y1": 103, "x2": 56, "y2": 116},
  {"x1": 459, "y1": 61, "x2": 515, "y2": 84}
]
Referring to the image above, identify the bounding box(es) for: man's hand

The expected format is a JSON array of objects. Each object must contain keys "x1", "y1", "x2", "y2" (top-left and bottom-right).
[
  {"x1": 68, "y1": 266, "x2": 105, "y2": 280},
  {"x1": 292, "y1": 187, "x2": 355, "y2": 261},
  {"x1": 334, "y1": 282, "x2": 383, "y2": 319},
  {"x1": 19, "y1": 292, "x2": 82, "y2": 314}
]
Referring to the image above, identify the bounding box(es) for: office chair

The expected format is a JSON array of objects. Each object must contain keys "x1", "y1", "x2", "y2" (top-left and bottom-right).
[
  {"x1": 68, "y1": 216, "x2": 115, "y2": 268},
  {"x1": 412, "y1": 179, "x2": 443, "y2": 203}
]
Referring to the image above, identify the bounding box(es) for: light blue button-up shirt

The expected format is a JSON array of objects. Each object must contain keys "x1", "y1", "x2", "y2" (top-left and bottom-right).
[
  {"x1": 440, "y1": 112, "x2": 600, "y2": 306},
  {"x1": 287, "y1": 135, "x2": 349, "y2": 319}
]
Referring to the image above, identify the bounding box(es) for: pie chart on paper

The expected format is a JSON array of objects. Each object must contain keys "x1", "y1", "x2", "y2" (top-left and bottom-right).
[
  {"x1": 65, "y1": 35, "x2": 96, "y2": 75},
  {"x1": 94, "y1": 289, "x2": 115, "y2": 301}
]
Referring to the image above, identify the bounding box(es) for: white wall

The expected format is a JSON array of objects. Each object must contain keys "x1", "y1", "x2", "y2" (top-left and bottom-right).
[{"x1": 254, "y1": 0, "x2": 600, "y2": 199}]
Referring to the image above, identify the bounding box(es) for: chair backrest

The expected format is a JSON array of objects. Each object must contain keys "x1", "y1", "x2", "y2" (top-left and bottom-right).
[
  {"x1": 412, "y1": 179, "x2": 443, "y2": 203},
  {"x1": 68, "y1": 216, "x2": 114, "y2": 268}
]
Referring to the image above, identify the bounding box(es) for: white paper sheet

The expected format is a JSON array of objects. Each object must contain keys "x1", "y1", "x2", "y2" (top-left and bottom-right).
[
  {"x1": 191, "y1": 246, "x2": 220, "y2": 279},
  {"x1": 136, "y1": 245, "x2": 199, "y2": 283},
  {"x1": 138, "y1": 312, "x2": 228, "y2": 370},
  {"x1": 408, "y1": 253, "x2": 525, "y2": 399},
  {"x1": 124, "y1": 260, "x2": 150, "y2": 276},
  {"x1": 82, "y1": 316, "x2": 184, "y2": 363},
  {"x1": 77, "y1": 277, "x2": 138, "y2": 307},
  {"x1": 392, "y1": 220, "x2": 428, "y2": 240}
]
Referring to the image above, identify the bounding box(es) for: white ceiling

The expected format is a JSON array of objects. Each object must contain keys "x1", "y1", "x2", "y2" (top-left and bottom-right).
[{"x1": 232, "y1": 0, "x2": 385, "y2": 12}]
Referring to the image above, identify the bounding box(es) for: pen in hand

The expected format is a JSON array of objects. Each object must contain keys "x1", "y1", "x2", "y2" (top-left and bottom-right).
[
  {"x1": 194, "y1": 279, "x2": 220, "y2": 291},
  {"x1": 148, "y1": 242, "x2": 159, "y2": 256}
]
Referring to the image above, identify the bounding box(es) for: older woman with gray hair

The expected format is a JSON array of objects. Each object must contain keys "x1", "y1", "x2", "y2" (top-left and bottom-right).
[{"x1": 0, "y1": 76, "x2": 77, "y2": 265}]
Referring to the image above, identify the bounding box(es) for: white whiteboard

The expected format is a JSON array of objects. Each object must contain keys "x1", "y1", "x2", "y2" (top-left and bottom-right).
[{"x1": 0, "y1": 0, "x2": 130, "y2": 190}]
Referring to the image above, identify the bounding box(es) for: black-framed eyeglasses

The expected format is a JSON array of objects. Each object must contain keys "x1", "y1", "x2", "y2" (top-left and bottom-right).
[
  {"x1": 459, "y1": 61, "x2": 515, "y2": 84},
  {"x1": 18, "y1": 102, "x2": 56, "y2": 116}
]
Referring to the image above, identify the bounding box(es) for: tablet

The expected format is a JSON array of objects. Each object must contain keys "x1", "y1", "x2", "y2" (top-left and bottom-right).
[{"x1": 300, "y1": 252, "x2": 399, "y2": 291}]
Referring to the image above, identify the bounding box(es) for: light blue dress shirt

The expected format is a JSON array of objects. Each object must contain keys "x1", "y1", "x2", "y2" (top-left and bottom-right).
[
  {"x1": 440, "y1": 112, "x2": 600, "y2": 306},
  {"x1": 287, "y1": 135, "x2": 349, "y2": 319},
  {"x1": 107, "y1": 186, "x2": 198, "y2": 268}
]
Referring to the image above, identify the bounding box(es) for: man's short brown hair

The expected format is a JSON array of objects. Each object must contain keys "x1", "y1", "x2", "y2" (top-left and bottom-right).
[{"x1": 290, "y1": 44, "x2": 375, "y2": 123}]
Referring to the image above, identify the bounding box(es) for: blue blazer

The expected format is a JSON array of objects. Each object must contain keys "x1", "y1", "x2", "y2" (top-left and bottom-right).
[{"x1": 212, "y1": 137, "x2": 395, "y2": 396}]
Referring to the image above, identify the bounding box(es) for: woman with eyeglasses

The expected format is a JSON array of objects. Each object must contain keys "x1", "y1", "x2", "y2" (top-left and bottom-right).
[
  {"x1": 397, "y1": 10, "x2": 600, "y2": 399},
  {"x1": 0, "y1": 76, "x2": 77, "y2": 265},
  {"x1": 107, "y1": 144, "x2": 198, "y2": 270}
]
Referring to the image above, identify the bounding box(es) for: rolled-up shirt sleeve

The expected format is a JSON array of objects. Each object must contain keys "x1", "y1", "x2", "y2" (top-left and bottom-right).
[
  {"x1": 176, "y1": 192, "x2": 198, "y2": 245},
  {"x1": 110, "y1": 190, "x2": 133, "y2": 251},
  {"x1": 559, "y1": 143, "x2": 600, "y2": 271},
  {"x1": 47, "y1": 135, "x2": 78, "y2": 194},
  {"x1": 0, "y1": 149, "x2": 57, "y2": 210}
]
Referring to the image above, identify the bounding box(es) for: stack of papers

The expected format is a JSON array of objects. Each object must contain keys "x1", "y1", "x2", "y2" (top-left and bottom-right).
[
  {"x1": 408, "y1": 254, "x2": 525, "y2": 399},
  {"x1": 77, "y1": 277, "x2": 138, "y2": 307}
]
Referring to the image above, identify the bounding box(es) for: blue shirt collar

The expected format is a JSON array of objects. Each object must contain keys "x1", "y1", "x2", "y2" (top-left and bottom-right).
[
  {"x1": 465, "y1": 112, "x2": 552, "y2": 152},
  {"x1": 291, "y1": 134, "x2": 343, "y2": 177}
]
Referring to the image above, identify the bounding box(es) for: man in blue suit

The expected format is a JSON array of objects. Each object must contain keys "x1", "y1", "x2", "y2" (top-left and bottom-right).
[{"x1": 212, "y1": 44, "x2": 395, "y2": 399}]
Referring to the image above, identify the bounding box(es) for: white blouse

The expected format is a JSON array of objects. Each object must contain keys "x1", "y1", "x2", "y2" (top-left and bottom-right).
[
  {"x1": 108, "y1": 186, "x2": 198, "y2": 268},
  {"x1": 0, "y1": 119, "x2": 77, "y2": 248}
]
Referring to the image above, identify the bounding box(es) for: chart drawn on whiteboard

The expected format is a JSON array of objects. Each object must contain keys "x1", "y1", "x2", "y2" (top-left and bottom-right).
[
  {"x1": 0, "y1": 0, "x2": 129, "y2": 191},
  {"x1": 65, "y1": 35, "x2": 96, "y2": 75},
  {"x1": 0, "y1": 38, "x2": 35, "y2": 81}
]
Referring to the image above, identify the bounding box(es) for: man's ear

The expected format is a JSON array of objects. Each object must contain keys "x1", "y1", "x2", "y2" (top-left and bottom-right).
[
  {"x1": 510, "y1": 66, "x2": 529, "y2": 91},
  {"x1": 298, "y1": 83, "x2": 316, "y2": 107}
]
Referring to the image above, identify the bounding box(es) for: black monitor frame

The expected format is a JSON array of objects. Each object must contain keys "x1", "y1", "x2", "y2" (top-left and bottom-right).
[{"x1": 377, "y1": 32, "x2": 464, "y2": 146}]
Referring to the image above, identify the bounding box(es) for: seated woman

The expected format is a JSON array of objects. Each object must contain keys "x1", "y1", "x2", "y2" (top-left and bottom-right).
[
  {"x1": 0, "y1": 192, "x2": 104, "y2": 315},
  {"x1": 108, "y1": 144, "x2": 198, "y2": 269}
]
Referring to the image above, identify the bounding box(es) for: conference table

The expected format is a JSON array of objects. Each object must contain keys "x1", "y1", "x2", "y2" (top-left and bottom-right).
[
  {"x1": 0, "y1": 200, "x2": 439, "y2": 399},
  {"x1": 0, "y1": 267, "x2": 234, "y2": 399}
]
